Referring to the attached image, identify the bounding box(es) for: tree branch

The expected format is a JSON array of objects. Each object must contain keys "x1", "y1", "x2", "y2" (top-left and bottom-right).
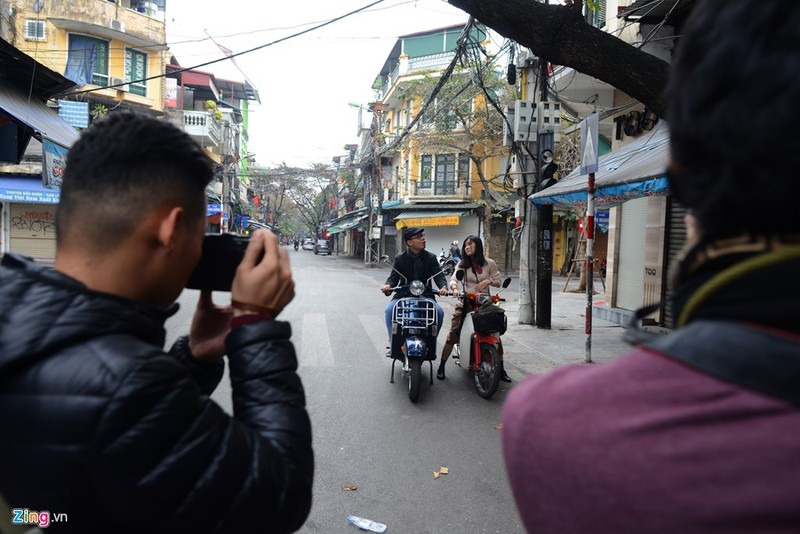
[{"x1": 447, "y1": 0, "x2": 669, "y2": 115}]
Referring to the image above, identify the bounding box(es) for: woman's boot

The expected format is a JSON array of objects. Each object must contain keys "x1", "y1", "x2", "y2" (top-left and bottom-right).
[
  {"x1": 499, "y1": 362, "x2": 511, "y2": 383},
  {"x1": 436, "y1": 361, "x2": 446, "y2": 380}
]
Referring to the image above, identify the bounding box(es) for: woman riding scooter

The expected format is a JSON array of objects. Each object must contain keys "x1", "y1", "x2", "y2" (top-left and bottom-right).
[{"x1": 438, "y1": 236, "x2": 510, "y2": 382}]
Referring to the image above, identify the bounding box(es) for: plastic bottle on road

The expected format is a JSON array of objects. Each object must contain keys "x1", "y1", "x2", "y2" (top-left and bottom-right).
[{"x1": 347, "y1": 515, "x2": 387, "y2": 532}]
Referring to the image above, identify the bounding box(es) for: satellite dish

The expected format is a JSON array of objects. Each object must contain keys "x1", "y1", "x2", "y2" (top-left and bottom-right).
[{"x1": 33, "y1": 0, "x2": 44, "y2": 13}]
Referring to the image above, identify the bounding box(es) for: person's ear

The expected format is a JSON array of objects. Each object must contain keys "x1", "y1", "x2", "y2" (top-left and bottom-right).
[{"x1": 156, "y1": 206, "x2": 185, "y2": 251}]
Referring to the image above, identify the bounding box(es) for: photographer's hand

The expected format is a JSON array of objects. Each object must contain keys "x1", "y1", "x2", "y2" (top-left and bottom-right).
[
  {"x1": 231, "y1": 229, "x2": 295, "y2": 318},
  {"x1": 189, "y1": 292, "x2": 233, "y2": 362}
]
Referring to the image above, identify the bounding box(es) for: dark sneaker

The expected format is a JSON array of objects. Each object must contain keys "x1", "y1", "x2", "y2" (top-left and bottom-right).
[{"x1": 436, "y1": 366, "x2": 445, "y2": 380}]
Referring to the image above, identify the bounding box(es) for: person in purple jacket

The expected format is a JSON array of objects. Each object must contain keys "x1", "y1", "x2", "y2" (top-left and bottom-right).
[{"x1": 502, "y1": 1, "x2": 800, "y2": 532}]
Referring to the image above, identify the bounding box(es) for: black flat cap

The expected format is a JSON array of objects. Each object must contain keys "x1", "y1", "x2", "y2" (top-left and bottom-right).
[{"x1": 403, "y1": 227, "x2": 424, "y2": 241}]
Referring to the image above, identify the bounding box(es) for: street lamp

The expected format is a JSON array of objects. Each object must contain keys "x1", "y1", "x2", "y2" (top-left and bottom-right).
[{"x1": 348, "y1": 102, "x2": 373, "y2": 132}]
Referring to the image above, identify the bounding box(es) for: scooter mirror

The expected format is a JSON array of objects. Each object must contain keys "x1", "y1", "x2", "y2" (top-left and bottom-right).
[
  {"x1": 502, "y1": 277, "x2": 512, "y2": 288},
  {"x1": 456, "y1": 270, "x2": 465, "y2": 281}
]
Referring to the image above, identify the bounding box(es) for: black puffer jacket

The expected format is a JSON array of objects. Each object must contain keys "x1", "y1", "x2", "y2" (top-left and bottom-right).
[{"x1": 0, "y1": 255, "x2": 313, "y2": 533}]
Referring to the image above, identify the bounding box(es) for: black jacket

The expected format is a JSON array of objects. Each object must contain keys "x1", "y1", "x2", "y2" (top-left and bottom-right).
[
  {"x1": 385, "y1": 249, "x2": 447, "y2": 299},
  {"x1": 0, "y1": 255, "x2": 313, "y2": 533}
]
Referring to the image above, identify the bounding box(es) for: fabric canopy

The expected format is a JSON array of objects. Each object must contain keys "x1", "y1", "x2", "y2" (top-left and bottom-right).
[
  {"x1": 530, "y1": 122, "x2": 670, "y2": 208},
  {"x1": 394, "y1": 210, "x2": 466, "y2": 229},
  {"x1": 0, "y1": 80, "x2": 80, "y2": 151},
  {"x1": 327, "y1": 212, "x2": 368, "y2": 235}
]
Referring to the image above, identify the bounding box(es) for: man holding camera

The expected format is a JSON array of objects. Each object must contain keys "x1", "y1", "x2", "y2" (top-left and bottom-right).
[{"x1": 0, "y1": 113, "x2": 313, "y2": 533}]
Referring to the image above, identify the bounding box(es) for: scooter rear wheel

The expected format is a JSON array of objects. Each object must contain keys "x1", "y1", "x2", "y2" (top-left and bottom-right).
[
  {"x1": 474, "y1": 343, "x2": 501, "y2": 399},
  {"x1": 408, "y1": 359, "x2": 422, "y2": 403}
]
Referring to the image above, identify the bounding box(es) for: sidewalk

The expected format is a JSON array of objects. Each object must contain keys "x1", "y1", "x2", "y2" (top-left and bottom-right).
[
  {"x1": 499, "y1": 290, "x2": 631, "y2": 378},
  {"x1": 330, "y1": 253, "x2": 633, "y2": 377}
]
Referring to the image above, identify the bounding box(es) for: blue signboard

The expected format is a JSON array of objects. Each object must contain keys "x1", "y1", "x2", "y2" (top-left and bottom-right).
[
  {"x1": 595, "y1": 209, "x2": 609, "y2": 232},
  {"x1": 0, "y1": 176, "x2": 60, "y2": 204}
]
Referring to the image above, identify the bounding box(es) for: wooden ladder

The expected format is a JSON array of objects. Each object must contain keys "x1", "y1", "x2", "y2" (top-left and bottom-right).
[{"x1": 562, "y1": 233, "x2": 605, "y2": 292}]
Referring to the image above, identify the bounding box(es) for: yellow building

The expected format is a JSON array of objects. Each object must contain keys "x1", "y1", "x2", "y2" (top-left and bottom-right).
[
  {"x1": 4, "y1": 0, "x2": 168, "y2": 115},
  {"x1": 364, "y1": 23, "x2": 514, "y2": 263}
]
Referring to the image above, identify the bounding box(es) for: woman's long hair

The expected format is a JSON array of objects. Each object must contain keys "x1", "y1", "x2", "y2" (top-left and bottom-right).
[{"x1": 460, "y1": 235, "x2": 486, "y2": 269}]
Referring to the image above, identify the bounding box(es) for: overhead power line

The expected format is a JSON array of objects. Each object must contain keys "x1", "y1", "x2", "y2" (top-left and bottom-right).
[{"x1": 62, "y1": 0, "x2": 388, "y2": 97}]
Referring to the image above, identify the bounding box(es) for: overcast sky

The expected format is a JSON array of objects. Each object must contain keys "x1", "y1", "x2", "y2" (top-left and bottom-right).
[{"x1": 165, "y1": 0, "x2": 475, "y2": 168}]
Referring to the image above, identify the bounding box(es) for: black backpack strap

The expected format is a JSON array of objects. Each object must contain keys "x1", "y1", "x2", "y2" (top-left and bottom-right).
[{"x1": 643, "y1": 320, "x2": 800, "y2": 405}]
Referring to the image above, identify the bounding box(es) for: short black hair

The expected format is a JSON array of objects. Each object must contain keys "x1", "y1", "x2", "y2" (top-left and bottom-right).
[
  {"x1": 56, "y1": 112, "x2": 213, "y2": 252},
  {"x1": 460, "y1": 235, "x2": 486, "y2": 269},
  {"x1": 664, "y1": 0, "x2": 800, "y2": 240}
]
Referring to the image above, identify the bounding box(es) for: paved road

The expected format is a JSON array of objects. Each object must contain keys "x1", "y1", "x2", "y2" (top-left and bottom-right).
[{"x1": 166, "y1": 246, "x2": 524, "y2": 533}]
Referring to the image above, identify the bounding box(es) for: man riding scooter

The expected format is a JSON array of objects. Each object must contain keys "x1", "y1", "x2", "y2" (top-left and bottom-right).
[{"x1": 381, "y1": 227, "x2": 448, "y2": 349}]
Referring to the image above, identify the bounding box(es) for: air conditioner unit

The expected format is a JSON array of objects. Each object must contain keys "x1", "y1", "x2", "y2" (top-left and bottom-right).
[
  {"x1": 110, "y1": 77, "x2": 129, "y2": 92},
  {"x1": 108, "y1": 18, "x2": 125, "y2": 32}
]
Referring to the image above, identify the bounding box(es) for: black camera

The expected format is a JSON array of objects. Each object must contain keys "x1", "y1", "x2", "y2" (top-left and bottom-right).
[{"x1": 186, "y1": 234, "x2": 250, "y2": 292}]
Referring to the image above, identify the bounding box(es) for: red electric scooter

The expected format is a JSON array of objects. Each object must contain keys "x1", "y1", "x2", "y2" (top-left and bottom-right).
[{"x1": 452, "y1": 271, "x2": 512, "y2": 399}]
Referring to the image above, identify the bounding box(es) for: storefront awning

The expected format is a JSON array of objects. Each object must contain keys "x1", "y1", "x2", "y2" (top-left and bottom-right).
[
  {"x1": 0, "y1": 176, "x2": 60, "y2": 204},
  {"x1": 0, "y1": 80, "x2": 80, "y2": 152},
  {"x1": 394, "y1": 210, "x2": 467, "y2": 229},
  {"x1": 530, "y1": 122, "x2": 670, "y2": 208},
  {"x1": 328, "y1": 214, "x2": 368, "y2": 235}
]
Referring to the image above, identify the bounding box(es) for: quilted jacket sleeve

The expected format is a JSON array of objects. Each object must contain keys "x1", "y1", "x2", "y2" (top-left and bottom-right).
[
  {"x1": 168, "y1": 335, "x2": 224, "y2": 396},
  {"x1": 88, "y1": 320, "x2": 313, "y2": 534}
]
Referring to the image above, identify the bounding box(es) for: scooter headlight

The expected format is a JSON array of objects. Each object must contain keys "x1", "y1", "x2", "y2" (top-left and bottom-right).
[{"x1": 409, "y1": 280, "x2": 425, "y2": 296}]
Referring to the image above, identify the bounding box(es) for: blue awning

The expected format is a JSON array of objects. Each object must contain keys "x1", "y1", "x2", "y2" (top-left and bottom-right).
[
  {"x1": 530, "y1": 122, "x2": 670, "y2": 208},
  {"x1": 0, "y1": 176, "x2": 60, "y2": 204}
]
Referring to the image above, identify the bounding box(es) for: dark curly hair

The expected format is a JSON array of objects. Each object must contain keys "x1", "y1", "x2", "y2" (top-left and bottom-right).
[{"x1": 664, "y1": 0, "x2": 800, "y2": 240}]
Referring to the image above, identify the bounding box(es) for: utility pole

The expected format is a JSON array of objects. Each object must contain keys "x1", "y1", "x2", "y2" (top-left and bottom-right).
[
  {"x1": 517, "y1": 1, "x2": 560, "y2": 328},
  {"x1": 365, "y1": 102, "x2": 383, "y2": 265},
  {"x1": 515, "y1": 55, "x2": 539, "y2": 325},
  {"x1": 535, "y1": 43, "x2": 554, "y2": 329},
  {"x1": 535, "y1": 133, "x2": 553, "y2": 328}
]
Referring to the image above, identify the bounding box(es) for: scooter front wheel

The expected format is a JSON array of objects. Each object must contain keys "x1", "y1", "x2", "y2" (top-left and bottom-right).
[
  {"x1": 474, "y1": 343, "x2": 501, "y2": 399},
  {"x1": 408, "y1": 359, "x2": 422, "y2": 403}
]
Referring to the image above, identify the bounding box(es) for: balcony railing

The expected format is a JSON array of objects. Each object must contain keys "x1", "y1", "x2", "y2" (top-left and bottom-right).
[
  {"x1": 179, "y1": 110, "x2": 221, "y2": 147},
  {"x1": 379, "y1": 51, "x2": 459, "y2": 100},
  {"x1": 411, "y1": 181, "x2": 471, "y2": 199},
  {"x1": 408, "y1": 51, "x2": 456, "y2": 72}
]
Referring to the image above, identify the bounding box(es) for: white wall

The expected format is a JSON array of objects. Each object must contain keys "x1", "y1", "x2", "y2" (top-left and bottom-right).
[{"x1": 413, "y1": 214, "x2": 480, "y2": 259}]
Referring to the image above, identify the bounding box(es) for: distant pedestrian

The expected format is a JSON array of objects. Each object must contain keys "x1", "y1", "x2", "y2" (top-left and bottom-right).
[
  {"x1": 502, "y1": 1, "x2": 800, "y2": 531},
  {"x1": 449, "y1": 239, "x2": 461, "y2": 261}
]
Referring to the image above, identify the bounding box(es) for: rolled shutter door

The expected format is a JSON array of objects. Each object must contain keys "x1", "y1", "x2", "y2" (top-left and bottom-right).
[
  {"x1": 615, "y1": 197, "x2": 647, "y2": 310},
  {"x1": 9, "y1": 203, "x2": 57, "y2": 262}
]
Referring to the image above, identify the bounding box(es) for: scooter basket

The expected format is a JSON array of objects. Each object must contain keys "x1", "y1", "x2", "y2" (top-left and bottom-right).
[
  {"x1": 393, "y1": 298, "x2": 438, "y2": 331},
  {"x1": 472, "y1": 307, "x2": 507, "y2": 335}
]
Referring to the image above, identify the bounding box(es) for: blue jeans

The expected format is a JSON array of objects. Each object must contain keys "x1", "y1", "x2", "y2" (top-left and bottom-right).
[{"x1": 385, "y1": 299, "x2": 445, "y2": 341}]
